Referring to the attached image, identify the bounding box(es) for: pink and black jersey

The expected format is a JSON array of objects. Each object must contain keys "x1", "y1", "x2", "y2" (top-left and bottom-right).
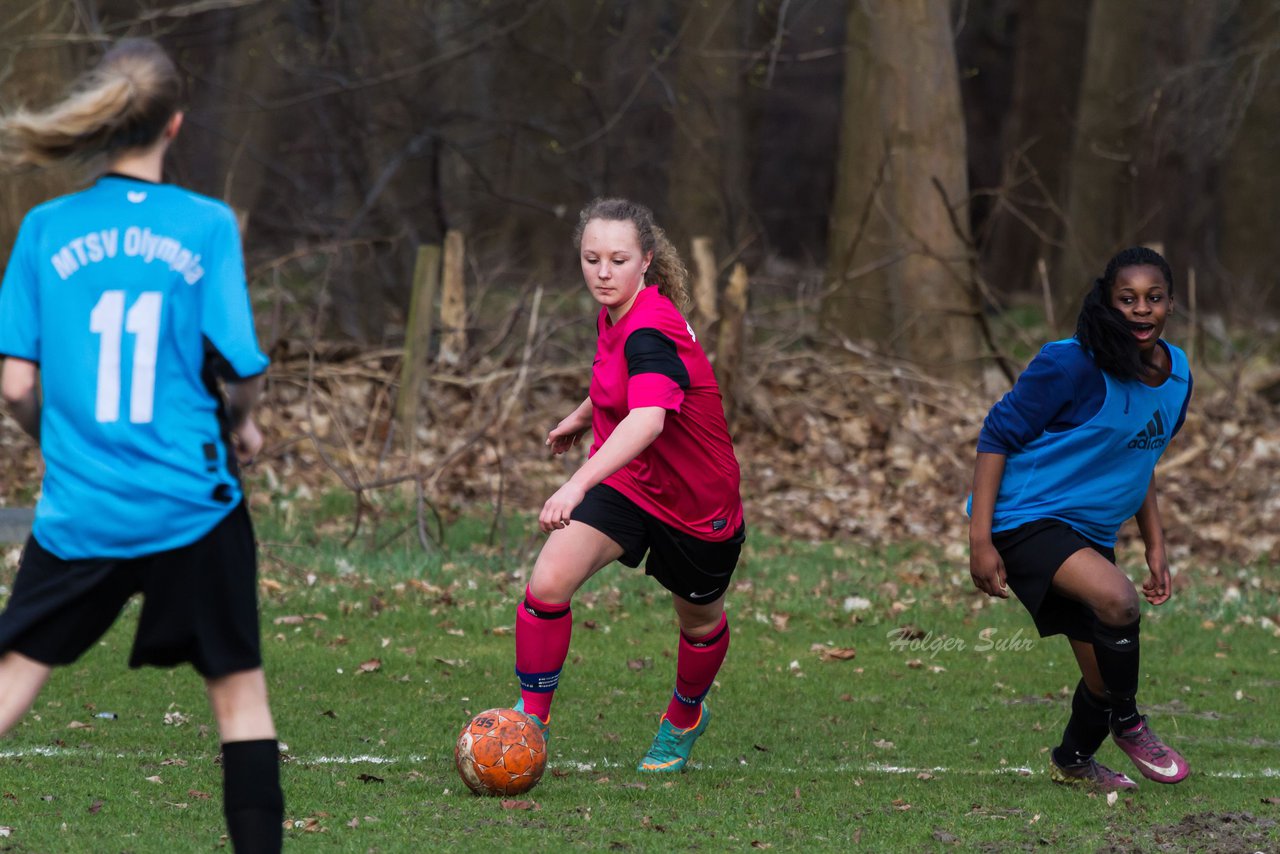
[{"x1": 589, "y1": 286, "x2": 743, "y2": 541}]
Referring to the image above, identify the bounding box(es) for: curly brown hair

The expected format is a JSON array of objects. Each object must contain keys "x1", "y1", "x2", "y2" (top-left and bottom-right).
[{"x1": 573, "y1": 198, "x2": 691, "y2": 311}]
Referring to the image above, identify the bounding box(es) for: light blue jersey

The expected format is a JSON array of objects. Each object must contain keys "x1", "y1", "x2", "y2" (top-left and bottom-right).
[
  {"x1": 978, "y1": 339, "x2": 1192, "y2": 547},
  {"x1": 0, "y1": 175, "x2": 268, "y2": 559}
]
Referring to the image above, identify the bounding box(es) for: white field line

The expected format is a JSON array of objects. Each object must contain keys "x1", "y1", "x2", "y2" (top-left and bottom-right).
[{"x1": 3, "y1": 747, "x2": 1279, "y2": 780}]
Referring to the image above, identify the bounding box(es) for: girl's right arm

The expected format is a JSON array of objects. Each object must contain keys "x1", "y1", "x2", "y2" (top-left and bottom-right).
[
  {"x1": 968, "y1": 451, "x2": 1009, "y2": 598},
  {"x1": 1, "y1": 357, "x2": 40, "y2": 441},
  {"x1": 546, "y1": 396, "x2": 592, "y2": 455},
  {"x1": 225, "y1": 374, "x2": 264, "y2": 463}
]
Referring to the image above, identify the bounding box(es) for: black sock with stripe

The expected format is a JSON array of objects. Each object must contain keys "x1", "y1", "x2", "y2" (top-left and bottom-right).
[{"x1": 1092, "y1": 617, "x2": 1142, "y2": 733}]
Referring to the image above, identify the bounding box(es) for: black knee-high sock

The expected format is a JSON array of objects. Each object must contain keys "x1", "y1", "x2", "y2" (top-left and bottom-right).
[
  {"x1": 222, "y1": 739, "x2": 284, "y2": 854},
  {"x1": 1052, "y1": 680, "x2": 1112, "y2": 767},
  {"x1": 1092, "y1": 618, "x2": 1141, "y2": 733}
]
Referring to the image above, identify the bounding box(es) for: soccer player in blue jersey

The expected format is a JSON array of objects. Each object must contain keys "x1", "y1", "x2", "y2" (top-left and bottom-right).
[
  {"x1": 968, "y1": 246, "x2": 1192, "y2": 792},
  {"x1": 0, "y1": 39, "x2": 282, "y2": 852}
]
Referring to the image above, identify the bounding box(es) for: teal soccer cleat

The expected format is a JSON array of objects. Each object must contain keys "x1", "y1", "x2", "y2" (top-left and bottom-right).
[
  {"x1": 638, "y1": 704, "x2": 710, "y2": 772},
  {"x1": 512, "y1": 698, "x2": 550, "y2": 742}
]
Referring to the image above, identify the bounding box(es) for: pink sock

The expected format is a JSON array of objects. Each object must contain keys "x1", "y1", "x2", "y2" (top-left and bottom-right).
[
  {"x1": 514, "y1": 587, "x2": 571, "y2": 721},
  {"x1": 665, "y1": 613, "x2": 730, "y2": 729}
]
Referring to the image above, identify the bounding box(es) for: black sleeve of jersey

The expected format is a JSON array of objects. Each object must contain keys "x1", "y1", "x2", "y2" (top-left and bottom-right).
[
  {"x1": 201, "y1": 334, "x2": 264, "y2": 383},
  {"x1": 624, "y1": 328, "x2": 690, "y2": 389}
]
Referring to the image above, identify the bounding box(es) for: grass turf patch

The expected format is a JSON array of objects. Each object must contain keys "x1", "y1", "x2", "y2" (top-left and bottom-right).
[{"x1": 0, "y1": 503, "x2": 1277, "y2": 852}]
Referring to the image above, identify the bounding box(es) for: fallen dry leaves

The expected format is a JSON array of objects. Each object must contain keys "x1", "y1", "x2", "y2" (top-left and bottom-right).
[
  {"x1": 4, "y1": 341, "x2": 1276, "y2": 571},
  {"x1": 811, "y1": 643, "x2": 857, "y2": 661},
  {"x1": 501, "y1": 799, "x2": 539, "y2": 810}
]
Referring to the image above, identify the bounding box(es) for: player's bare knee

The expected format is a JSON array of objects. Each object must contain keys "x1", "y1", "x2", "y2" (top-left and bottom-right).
[
  {"x1": 682, "y1": 617, "x2": 721, "y2": 638},
  {"x1": 207, "y1": 669, "x2": 268, "y2": 711},
  {"x1": 674, "y1": 600, "x2": 725, "y2": 638},
  {"x1": 529, "y1": 554, "x2": 588, "y2": 604},
  {"x1": 527, "y1": 569, "x2": 574, "y2": 606},
  {"x1": 1095, "y1": 590, "x2": 1141, "y2": 627}
]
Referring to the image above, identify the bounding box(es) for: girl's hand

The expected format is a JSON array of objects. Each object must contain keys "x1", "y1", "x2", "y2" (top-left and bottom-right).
[
  {"x1": 231, "y1": 417, "x2": 263, "y2": 465},
  {"x1": 539, "y1": 480, "x2": 587, "y2": 534},
  {"x1": 969, "y1": 539, "x2": 1010, "y2": 599},
  {"x1": 1143, "y1": 547, "x2": 1172, "y2": 605},
  {"x1": 546, "y1": 415, "x2": 589, "y2": 455}
]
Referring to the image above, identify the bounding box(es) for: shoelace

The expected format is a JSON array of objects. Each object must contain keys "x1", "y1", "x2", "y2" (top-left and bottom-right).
[
  {"x1": 1123, "y1": 724, "x2": 1168, "y2": 759},
  {"x1": 654, "y1": 726, "x2": 681, "y2": 751}
]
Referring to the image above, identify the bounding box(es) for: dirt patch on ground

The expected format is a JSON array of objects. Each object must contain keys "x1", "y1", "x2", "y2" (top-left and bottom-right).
[{"x1": 1098, "y1": 811, "x2": 1279, "y2": 853}]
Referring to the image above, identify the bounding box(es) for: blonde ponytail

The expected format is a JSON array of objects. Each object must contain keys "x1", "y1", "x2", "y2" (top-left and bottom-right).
[
  {"x1": 574, "y1": 197, "x2": 691, "y2": 311},
  {"x1": 0, "y1": 38, "x2": 181, "y2": 168}
]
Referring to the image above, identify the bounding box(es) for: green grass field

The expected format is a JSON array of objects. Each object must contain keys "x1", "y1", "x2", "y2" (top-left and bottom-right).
[{"x1": 1, "y1": 496, "x2": 1278, "y2": 853}]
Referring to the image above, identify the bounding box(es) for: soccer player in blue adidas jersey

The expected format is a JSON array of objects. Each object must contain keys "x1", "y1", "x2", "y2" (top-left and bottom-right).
[
  {"x1": 0, "y1": 39, "x2": 282, "y2": 852},
  {"x1": 968, "y1": 246, "x2": 1192, "y2": 793}
]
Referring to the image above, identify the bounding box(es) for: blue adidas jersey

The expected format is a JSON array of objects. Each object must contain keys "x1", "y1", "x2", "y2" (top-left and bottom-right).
[
  {"x1": 969, "y1": 338, "x2": 1192, "y2": 546},
  {"x1": 0, "y1": 175, "x2": 268, "y2": 559}
]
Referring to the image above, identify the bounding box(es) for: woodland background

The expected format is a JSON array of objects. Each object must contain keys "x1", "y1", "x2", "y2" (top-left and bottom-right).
[{"x1": 1, "y1": 0, "x2": 1279, "y2": 572}]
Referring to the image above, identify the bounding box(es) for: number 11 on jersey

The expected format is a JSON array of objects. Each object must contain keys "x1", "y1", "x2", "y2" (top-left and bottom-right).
[{"x1": 90, "y1": 290, "x2": 163, "y2": 424}]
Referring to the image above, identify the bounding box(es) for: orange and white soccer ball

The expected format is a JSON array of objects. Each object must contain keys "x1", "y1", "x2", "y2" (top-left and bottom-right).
[{"x1": 455, "y1": 708, "x2": 547, "y2": 796}]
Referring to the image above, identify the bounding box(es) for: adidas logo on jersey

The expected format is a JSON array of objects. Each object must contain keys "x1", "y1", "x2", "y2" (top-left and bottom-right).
[{"x1": 1128, "y1": 410, "x2": 1167, "y2": 450}]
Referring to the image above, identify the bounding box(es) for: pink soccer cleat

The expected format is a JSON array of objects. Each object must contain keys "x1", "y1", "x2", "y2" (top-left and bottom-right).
[{"x1": 1112, "y1": 716, "x2": 1190, "y2": 783}]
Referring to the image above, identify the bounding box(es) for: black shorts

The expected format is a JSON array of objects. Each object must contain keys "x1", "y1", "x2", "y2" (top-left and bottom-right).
[
  {"x1": 571, "y1": 484, "x2": 745, "y2": 605},
  {"x1": 0, "y1": 502, "x2": 262, "y2": 678},
  {"x1": 992, "y1": 518, "x2": 1116, "y2": 642}
]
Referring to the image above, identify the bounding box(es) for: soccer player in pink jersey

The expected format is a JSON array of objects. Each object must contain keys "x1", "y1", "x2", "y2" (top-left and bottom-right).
[{"x1": 513, "y1": 198, "x2": 745, "y2": 772}]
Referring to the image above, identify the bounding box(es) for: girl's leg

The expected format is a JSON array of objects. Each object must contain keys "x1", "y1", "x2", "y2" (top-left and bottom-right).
[
  {"x1": 516, "y1": 525, "x2": 623, "y2": 723},
  {"x1": 1049, "y1": 549, "x2": 1143, "y2": 730},
  {"x1": 1051, "y1": 549, "x2": 1189, "y2": 782},
  {"x1": 0, "y1": 651, "x2": 51, "y2": 735},
  {"x1": 1052, "y1": 640, "x2": 1113, "y2": 767},
  {"x1": 206, "y1": 668, "x2": 282, "y2": 854},
  {"x1": 664, "y1": 594, "x2": 729, "y2": 729},
  {"x1": 636, "y1": 594, "x2": 727, "y2": 771}
]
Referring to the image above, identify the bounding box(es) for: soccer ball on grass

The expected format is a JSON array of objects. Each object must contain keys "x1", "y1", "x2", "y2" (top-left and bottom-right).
[{"x1": 454, "y1": 708, "x2": 547, "y2": 796}]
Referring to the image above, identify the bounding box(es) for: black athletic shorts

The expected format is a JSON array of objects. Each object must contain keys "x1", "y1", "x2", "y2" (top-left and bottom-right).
[
  {"x1": 0, "y1": 502, "x2": 262, "y2": 678},
  {"x1": 571, "y1": 483, "x2": 745, "y2": 605},
  {"x1": 992, "y1": 518, "x2": 1116, "y2": 642}
]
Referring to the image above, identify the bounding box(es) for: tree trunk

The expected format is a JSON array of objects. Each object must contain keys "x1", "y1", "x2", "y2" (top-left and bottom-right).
[
  {"x1": 979, "y1": 0, "x2": 1091, "y2": 298},
  {"x1": 823, "y1": 0, "x2": 979, "y2": 378},
  {"x1": 666, "y1": 0, "x2": 748, "y2": 262},
  {"x1": 169, "y1": 2, "x2": 284, "y2": 217},
  {"x1": 1050, "y1": 0, "x2": 1192, "y2": 328},
  {"x1": 1216, "y1": 0, "x2": 1280, "y2": 315}
]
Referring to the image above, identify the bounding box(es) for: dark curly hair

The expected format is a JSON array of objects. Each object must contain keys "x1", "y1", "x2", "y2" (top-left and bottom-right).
[{"x1": 1074, "y1": 246, "x2": 1174, "y2": 381}]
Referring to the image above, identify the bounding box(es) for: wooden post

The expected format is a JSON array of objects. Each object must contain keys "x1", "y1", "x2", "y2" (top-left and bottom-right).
[
  {"x1": 439, "y1": 229, "x2": 467, "y2": 367},
  {"x1": 690, "y1": 236, "x2": 719, "y2": 337},
  {"x1": 397, "y1": 244, "x2": 441, "y2": 444},
  {"x1": 1036, "y1": 257, "x2": 1055, "y2": 331},
  {"x1": 715, "y1": 262, "x2": 749, "y2": 425}
]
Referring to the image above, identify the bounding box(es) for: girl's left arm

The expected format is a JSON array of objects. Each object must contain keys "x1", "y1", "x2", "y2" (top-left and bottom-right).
[
  {"x1": 1, "y1": 358, "x2": 40, "y2": 441},
  {"x1": 1134, "y1": 473, "x2": 1172, "y2": 605},
  {"x1": 539, "y1": 406, "x2": 665, "y2": 533}
]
